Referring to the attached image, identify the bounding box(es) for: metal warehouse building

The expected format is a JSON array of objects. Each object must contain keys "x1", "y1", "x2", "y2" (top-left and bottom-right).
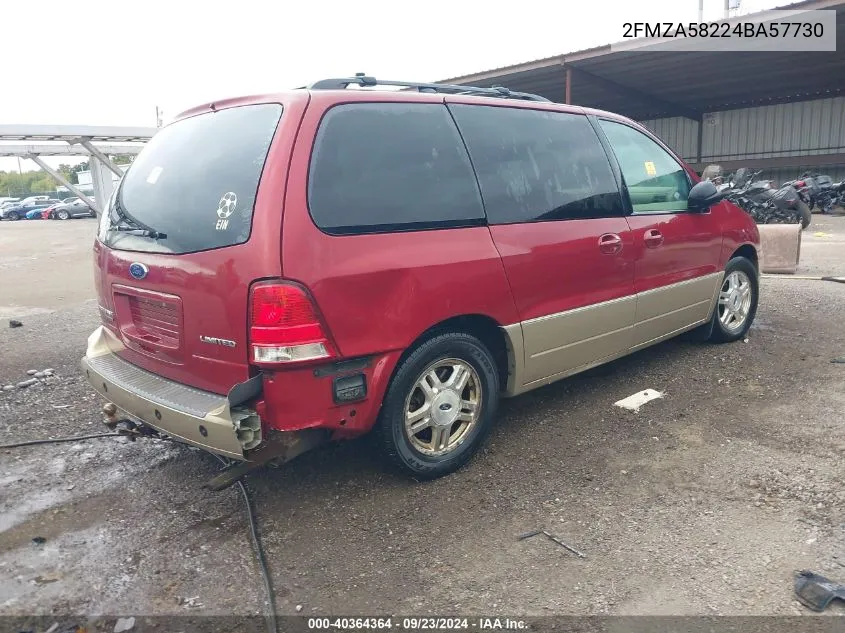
[{"x1": 441, "y1": 0, "x2": 845, "y2": 183}]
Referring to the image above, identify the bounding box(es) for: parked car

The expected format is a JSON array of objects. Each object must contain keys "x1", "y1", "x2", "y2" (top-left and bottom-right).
[
  {"x1": 17, "y1": 195, "x2": 51, "y2": 206},
  {"x1": 25, "y1": 208, "x2": 47, "y2": 220},
  {"x1": 49, "y1": 197, "x2": 96, "y2": 220},
  {"x1": 81, "y1": 76, "x2": 761, "y2": 482},
  {"x1": 0, "y1": 200, "x2": 59, "y2": 221}
]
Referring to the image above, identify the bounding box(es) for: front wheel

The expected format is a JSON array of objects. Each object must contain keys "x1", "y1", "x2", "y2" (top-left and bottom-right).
[
  {"x1": 797, "y1": 202, "x2": 811, "y2": 229},
  {"x1": 6, "y1": 211, "x2": 20, "y2": 221},
  {"x1": 57, "y1": 210, "x2": 71, "y2": 220},
  {"x1": 709, "y1": 257, "x2": 759, "y2": 343},
  {"x1": 375, "y1": 331, "x2": 499, "y2": 479}
]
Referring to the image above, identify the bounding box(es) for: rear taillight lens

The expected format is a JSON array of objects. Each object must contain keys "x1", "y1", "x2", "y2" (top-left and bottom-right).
[
  {"x1": 249, "y1": 281, "x2": 334, "y2": 365},
  {"x1": 796, "y1": 180, "x2": 806, "y2": 187}
]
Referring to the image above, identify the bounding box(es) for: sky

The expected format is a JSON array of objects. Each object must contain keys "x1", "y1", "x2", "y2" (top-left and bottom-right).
[{"x1": 1, "y1": 0, "x2": 783, "y2": 173}]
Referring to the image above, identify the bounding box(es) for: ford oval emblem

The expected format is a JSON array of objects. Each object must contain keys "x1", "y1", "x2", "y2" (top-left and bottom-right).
[{"x1": 128, "y1": 263, "x2": 148, "y2": 280}]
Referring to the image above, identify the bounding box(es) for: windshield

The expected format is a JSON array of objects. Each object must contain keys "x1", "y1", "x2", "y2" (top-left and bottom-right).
[{"x1": 100, "y1": 103, "x2": 283, "y2": 254}]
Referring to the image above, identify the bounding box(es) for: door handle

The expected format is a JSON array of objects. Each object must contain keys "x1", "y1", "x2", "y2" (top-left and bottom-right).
[
  {"x1": 598, "y1": 233, "x2": 623, "y2": 255},
  {"x1": 644, "y1": 229, "x2": 664, "y2": 248}
]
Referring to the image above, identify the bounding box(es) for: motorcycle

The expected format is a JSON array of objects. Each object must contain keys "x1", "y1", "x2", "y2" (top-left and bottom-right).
[
  {"x1": 792, "y1": 172, "x2": 842, "y2": 214},
  {"x1": 717, "y1": 168, "x2": 811, "y2": 229}
]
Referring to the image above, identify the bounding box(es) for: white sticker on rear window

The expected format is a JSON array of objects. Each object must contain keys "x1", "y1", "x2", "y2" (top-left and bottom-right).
[
  {"x1": 146, "y1": 166, "x2": 163, "y2": 184},
  {"x1": 215, "y1": 191, "x2": 237, "y2": 230}
]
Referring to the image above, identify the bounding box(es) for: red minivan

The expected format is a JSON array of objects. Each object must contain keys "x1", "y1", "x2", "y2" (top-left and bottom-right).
[{"x1": 82, "y1": 76, "x2": 760, "y2": 482}]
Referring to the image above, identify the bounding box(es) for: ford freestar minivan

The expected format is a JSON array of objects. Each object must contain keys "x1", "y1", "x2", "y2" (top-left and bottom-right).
[{"x1": 82, "y1": 76, "x2": 760, "y2": 481}]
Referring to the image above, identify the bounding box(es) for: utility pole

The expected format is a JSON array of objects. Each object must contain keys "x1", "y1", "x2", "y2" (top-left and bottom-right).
[
  {"x1": 699, "y1": 0, "x2": 704, "y2": 22},
  {"x1": 155, "y1": 106, "x2": 164, "y2": 128},
  {"x1": 724, "y1": 0, "x2": 730, "y2": 18}
]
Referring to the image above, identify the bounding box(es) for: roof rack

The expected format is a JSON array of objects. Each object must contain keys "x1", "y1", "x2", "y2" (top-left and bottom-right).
[{"x1": 306, "y1": 73, "x2": 550, "y2": 103}]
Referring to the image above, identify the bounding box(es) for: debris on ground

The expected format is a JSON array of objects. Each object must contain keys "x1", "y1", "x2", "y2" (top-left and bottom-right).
[
  {"x1": 113, "y1": 617, "x2": 135, "y2": 633},
  {"x1": 177, "y1": 596, "x2": 204, "y2": 608},
  {"x1": 794, "y1": 569, "x2": 845, "y2": 612},
  {"x1": 26, "y1": 369, "x2": 37, "y2": 376},
  {"x1": 518, "y1": 528, "x2": 586, "y2": 558},
  {"x1": 831, "y1": 358, "x2": 845, "y2": 364},
  {"x1": 614, "y1": 389, "x2": 664, "y2": 412},
  {"x1": 32, "y1": 536, "x2": 46, "y2": 545},
  {"x1": 17, "y1": 378, "x2": 39, "y2": 389},
  {"x1": 9, "y1": 319, "x2": 23, "y2": 328}
]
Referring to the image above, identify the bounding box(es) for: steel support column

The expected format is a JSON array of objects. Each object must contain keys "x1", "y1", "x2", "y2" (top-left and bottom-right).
[
  {"x1": 24, "y1": 154, "x2": 99, "y2": 212},
  {"x1": 565, "y1": 67, "x2": 572, "y2": 104},
  {"x1": 89, "y1": 157, "x2": 115, "y2": 213}
]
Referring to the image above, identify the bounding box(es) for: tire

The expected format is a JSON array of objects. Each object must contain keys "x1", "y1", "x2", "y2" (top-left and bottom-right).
[
  {"x1": 708, "y1": 257, "x2": 759, "y2": 343},
  {"x1": 57, "y1": 210, "x2": 71, "y2": 220},
  {"x1": 375, "y1": 331, "x2": 499, "y2": 479},
  {"x1": 6, "y1": 211, "x2": 19, "y2": 221},
  {"x1": 797, "y1": 202, "x2": 812, "y2": 229}
]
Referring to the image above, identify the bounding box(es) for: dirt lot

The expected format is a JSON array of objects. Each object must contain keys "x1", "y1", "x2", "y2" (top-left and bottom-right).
[{"x1": 1, "y1": 217, "x2": 843, "y2": 621}]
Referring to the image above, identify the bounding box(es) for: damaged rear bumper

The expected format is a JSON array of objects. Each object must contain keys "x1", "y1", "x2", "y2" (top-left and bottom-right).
[{"x1": 81, "y1": 326, "x2": 260, "y2": 460}]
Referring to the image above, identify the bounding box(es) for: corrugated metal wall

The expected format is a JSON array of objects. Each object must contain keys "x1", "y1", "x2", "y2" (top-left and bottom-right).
[
  {"x1": 641, "y1": 96, "x2": 845, "y2": 169},
  {"x1": 640, "y1": 116, "x2": 699, "y2": 161}
]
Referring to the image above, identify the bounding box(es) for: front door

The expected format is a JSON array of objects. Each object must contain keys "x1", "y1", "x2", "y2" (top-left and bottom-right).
[
  {"x1": 448, "y1": 101, "x2": 636, "y2": 387},
  {"x1": 596, "y1": 118, "x2": 723, "y2": 350}
]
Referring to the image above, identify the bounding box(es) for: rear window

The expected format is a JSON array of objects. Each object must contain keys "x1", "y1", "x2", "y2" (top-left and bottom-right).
[
  {"x1": 102, "y1": 103, "x2": 282, "y2": 254},
  {"x1": 308, "y1": 103, "x2": 485, "y2": 235}
]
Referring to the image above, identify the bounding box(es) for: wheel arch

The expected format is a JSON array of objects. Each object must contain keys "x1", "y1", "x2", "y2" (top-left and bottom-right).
[
  {"x1": 731, "y1": 243, "x2": 759, "y2": 271},
  {"x1": 399, "y1": 314, "x2": 519, "y2": 397}
]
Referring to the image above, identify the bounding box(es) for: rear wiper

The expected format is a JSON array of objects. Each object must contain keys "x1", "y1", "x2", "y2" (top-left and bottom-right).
[
  {"x1": 110, "y1": 195, "x2": 167, "y2": 240},
  {"x1": 113, "y1": 225, "x2": 168, "y2": 239}
]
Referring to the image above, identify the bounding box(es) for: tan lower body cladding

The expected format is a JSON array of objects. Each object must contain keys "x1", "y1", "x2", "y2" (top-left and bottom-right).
[{"x1": 501, "y1": 272, "x2": 723, "y2": 396}]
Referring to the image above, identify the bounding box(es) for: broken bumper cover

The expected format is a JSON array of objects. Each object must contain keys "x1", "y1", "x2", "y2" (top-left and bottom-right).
[{"x1": 81, "y1": 326, "x2": 260, "y2": 460}]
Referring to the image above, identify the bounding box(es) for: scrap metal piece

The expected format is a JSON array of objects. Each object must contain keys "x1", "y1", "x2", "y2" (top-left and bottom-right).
[
  {"x1": 614, "y1": 389, "x2": 664, "y2": 412},
  {"x1": 204, "y1": 429, "x2": 328, "y2": 491},
  {"x1": 794, "y1": 569, "x2": 845, "y2": 612},
  {"x1": 518, "y1": 527, "x2": 586, "y2": 558}
]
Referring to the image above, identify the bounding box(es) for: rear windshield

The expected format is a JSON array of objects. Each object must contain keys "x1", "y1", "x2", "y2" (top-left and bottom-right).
[{"x1": 101, "y1": 103, "x2": 282, "y2": 254}]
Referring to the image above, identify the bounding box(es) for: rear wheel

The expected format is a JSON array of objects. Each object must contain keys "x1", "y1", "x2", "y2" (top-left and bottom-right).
[
  {"x1": 709, "y1": 257, "x2": 759, "y2": 343},
  {"x1": 375, "y1": 331, "x2": 499, "y2": 479}
]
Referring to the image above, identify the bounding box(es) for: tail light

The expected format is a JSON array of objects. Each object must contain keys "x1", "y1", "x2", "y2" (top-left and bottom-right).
[
  {"x1": 796, "y1": 180, "x2": 806, "y2": 187},
  {"x1": 249, "y1": 281, "x2": 334, "y2": 365}
]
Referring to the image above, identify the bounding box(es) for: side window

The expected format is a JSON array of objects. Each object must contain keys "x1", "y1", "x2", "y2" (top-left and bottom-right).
[
  {"x1": 308, "y1": 103, "x2": 485, "y2": 235},
  {"x1": 448, "y1": 104, "x2": 623, "y2": 224},
  {"x1": 598, "y1": 119, "x2": 691, "y2": 214}
]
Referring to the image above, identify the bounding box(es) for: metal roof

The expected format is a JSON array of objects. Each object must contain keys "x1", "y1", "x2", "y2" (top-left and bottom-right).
[
  {"x1": 439, "y1": 0, "x2": 845, "y2": 121},
  {"x1": 0, "y1": 124, "x2": 157, "y2": 143},
  {"x1": 0, "y1": 143, "x2": 146, "y2": 158}
]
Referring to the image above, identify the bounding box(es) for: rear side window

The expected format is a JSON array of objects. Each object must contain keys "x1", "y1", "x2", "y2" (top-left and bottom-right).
[
  {"x1": 308, "y1": 103, "x2": 485, "y2": 235},
  {"x1": 449, "y1": 105, "x2": 623, "y2": 224},
  {"x1": 105, "y1": 103, "x2": 282, "y2": 254}
]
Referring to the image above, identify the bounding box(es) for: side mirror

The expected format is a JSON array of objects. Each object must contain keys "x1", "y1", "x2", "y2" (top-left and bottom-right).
[{"x1": 688, "y1": 180, "x2": 723, "y2": 212}]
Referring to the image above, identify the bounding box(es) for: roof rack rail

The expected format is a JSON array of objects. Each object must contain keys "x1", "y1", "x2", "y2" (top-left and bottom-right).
[{"x1": 306, "y1": 73, "x2": 550, "y2": 103}]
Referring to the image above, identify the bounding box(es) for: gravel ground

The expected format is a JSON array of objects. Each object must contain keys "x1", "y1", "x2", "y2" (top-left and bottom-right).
[{"x1": 1, "y1": 216, "x2": 843, "y2": 619}]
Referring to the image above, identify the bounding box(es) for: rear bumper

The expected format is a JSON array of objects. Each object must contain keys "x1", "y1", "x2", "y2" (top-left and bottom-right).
[{"x1": 81, "y1": 326, "x2": 259, "y2": 460}]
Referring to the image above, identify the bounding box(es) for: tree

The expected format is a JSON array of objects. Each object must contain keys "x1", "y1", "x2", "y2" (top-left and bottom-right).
[
  {"x1": 68, "y1": 161, "x2": 90, "y2": 185},
  {"x1": 29, "y1": 175, "x2": 57, "y2": 194}
]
